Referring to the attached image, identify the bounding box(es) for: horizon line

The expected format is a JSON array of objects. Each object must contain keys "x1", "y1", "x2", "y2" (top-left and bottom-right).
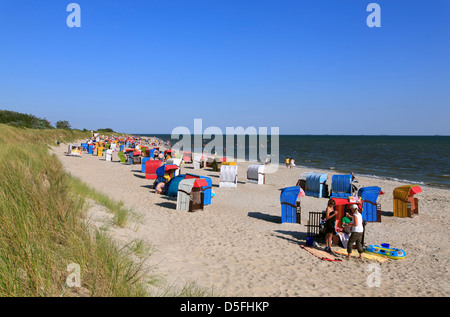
[{"x1": 131, "y1": 133, "x2": 450, "y2": 137}]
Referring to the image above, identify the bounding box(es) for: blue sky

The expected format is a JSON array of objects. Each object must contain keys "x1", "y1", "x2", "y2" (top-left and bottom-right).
[{"x1": 0, "y1": 0, "x2": 449, "y2": 135}]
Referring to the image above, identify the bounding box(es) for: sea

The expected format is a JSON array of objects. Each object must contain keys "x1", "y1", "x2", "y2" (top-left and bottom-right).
[{"x1": 138, "y1": 134, "x2": 450, "y2": 189}]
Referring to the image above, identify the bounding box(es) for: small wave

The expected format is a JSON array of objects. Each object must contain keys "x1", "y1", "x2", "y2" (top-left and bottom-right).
[
  {"x1": 352, "y1": 172, "x2": 426, "y2": 185},
  {"x1": 424, "y1": 182, "x2": 448, "y2": 188},
  {"x1": 383, "y1": 176, "x2": 425, "y2": 185}
]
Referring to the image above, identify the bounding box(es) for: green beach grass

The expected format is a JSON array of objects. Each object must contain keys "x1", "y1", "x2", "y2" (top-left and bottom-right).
[
  {"x1": 0, "y1": 124, "x2": 218, "y2": 297},
  {"x1": 67, "y1": 175, "x2": 131, "y2": 228},
  {"x1": 0, "y1": 124, "x2": 151, "y2": 296}
]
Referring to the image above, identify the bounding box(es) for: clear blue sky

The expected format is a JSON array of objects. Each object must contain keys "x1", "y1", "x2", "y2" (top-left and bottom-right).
[{"x1": 1, "y1": 0, "x2": 449, "y2": 135}]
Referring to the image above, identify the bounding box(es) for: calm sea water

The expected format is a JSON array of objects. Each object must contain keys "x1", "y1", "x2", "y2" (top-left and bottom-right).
[{"x1": 140, "y1": 134, "x2": 450, "y2": 189}]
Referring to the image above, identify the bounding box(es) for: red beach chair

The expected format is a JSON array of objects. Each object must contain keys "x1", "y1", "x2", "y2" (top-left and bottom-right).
[
  {"x1": 183, "y1": 151, "x2": 193, "y2": 163},
  {"x1": 145, "y1": 160, "x2": 162, "y2": 180}
]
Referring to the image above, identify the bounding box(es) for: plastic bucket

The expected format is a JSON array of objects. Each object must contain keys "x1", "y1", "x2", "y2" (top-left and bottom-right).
[
  {"x1": 306, "y1": 237, "x2": 314, "y2": 247},
  {"x1": 381, "y1": 243, "x2": 390, "y2": 248}
]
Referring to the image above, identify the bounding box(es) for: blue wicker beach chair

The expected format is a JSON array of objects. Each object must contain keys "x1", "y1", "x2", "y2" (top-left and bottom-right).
[
  {"x1": 280, "y1": 186, "x2": 301, "y2": 224},
  {"x1": 164, "y1": 174, "x2": 187, "y2": 197},
  {"x1": 358, "y1": 186, "x2": 383, "y2": 222},
  {"x1": 141, "y1": 157, "x2": 150, "y2": 173},
  {"x1": 330, "y1": 174, "x2": 353, "y2": 199},
  {"x1": 305, "y1": 173, "x2": 328, "y2": 198}
]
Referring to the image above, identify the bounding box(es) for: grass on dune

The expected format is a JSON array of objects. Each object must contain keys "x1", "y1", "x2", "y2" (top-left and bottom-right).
[
  {"x1": 0, "y1": 124, "x2": 216, "y2": 297},
  {"x1": 0, "y1": 125, "x2": 151, "y2": 296},
  {"x1": 67, "y1": 175, "x2": 130, "y2": 228}
]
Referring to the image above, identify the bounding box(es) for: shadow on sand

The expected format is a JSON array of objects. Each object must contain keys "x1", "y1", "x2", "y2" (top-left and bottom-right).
[{"x1": 248, "y1": 211, "x2": 280, "y2": 224}]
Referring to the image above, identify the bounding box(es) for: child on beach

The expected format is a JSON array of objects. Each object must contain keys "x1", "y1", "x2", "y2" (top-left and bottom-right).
[
  {"x1": 285, "y1": 157, "x2": 289, "y2": 168},
  {"x1": 155, "y1": 181, "x2": 166, "y2": 194},
  {"x1": 158, "y1": 152, "x2": 164, "y2": 162},
  {"x1": 290, "y1": 158, "x2": 295, "y2": 169}
]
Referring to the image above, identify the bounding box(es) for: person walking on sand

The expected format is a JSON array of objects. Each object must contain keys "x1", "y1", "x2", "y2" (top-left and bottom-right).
[
  {"x1": 290, "y1": 158, "x2": 295, "y2": 169},
  {"x1": 324, "y1": 199, "x2": 336, "y2": 253},
  {"x1": 346, "y1": 204, "x2": 364, "y2": 260},
  {"x1": 285, "y1": 157, "x2": 290, "y2": 168}
]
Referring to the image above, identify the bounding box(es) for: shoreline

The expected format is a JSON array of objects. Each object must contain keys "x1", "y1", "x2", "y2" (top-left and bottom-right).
[
  {"x1": 197, "y1": 158, "x2": 446, "y2": 190},
  {"x1": 52, "y1": 139, "x2": 450, "y2": 297},
  {"x1": 290, "y1": 164, "x2": 446, "y2": 190}
]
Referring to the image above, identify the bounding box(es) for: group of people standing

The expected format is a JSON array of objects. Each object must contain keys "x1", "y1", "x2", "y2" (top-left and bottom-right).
[
  {"x1": 324, "y1": 199, "x2": 364, "y2": 260},
  {"x1": 285, "y1": 157, "x2": 295, "y2": 169},
  {"x1": 282, "y1": 154, "x2": 363, "y2": 259}
]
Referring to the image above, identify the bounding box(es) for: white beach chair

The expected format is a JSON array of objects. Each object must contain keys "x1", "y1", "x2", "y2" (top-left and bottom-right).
[
  {"x1": 68, "y1": 145, "x2": 81, "y2": 157},
  {"x1": 166, "y1": 158, "x2": 182, "y2": 176},
  {"x1": 219, "y1": 165, "x2": 238, "y2": 188},
  {"x1": 105, "y1": 149, "x2": 113, "y2": 162},
  {"x1": 176, "y1": 178, "x2": 196, "y2": 211},
  {"x1": 247, "y1": 164, "x2": 265, "y2": 185},
  {"x1": 193, "y1": 155, "x2": 203, "y2": 169}
]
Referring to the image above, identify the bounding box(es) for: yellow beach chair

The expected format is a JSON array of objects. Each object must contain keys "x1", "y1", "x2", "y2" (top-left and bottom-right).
[{"x1": 393, "y1": 185, "x2": 422, "y2": 217}]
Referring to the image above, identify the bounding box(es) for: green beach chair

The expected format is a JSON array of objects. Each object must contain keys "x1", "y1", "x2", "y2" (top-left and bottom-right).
[{"x1": 118, "y1": 151, "x2": 126, "y2": 163}]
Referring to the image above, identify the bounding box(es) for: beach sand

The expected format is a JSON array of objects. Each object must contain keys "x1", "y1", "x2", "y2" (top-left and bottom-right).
[{"x1": 52, "y1": 143, "x2": 450, "y2": 297}]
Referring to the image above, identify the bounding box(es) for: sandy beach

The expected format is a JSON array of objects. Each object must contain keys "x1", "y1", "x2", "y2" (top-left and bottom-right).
[{"x1": 52, "y1": 143, "x2": 450, "y2": 297}]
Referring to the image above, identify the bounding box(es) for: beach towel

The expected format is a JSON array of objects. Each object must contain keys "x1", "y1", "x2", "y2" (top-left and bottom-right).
[
  {"x1": 300, "y1": 245, "x2": 342, "y2": 262},
  {"x1": 337, "y1": 232, "x2": 350, "y2": 249},
  {"x1": 333, "y1": 248, "x2": 388, "y2": 262}
]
